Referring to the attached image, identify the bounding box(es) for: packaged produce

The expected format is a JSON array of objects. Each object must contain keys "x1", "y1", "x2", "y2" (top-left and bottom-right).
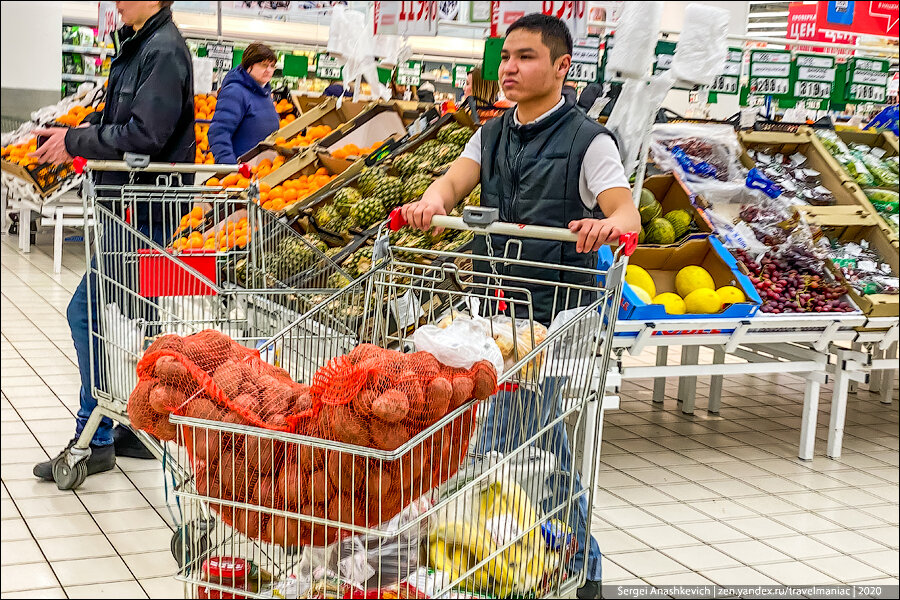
[
  {"x1": 815, "y1": 130, "x2": 877, "y2": 187},
  {"x1": 848, "y1": 144, "x2": 899, "y2": 187},
  {"x1": 650, "y1": 123, "x2": 744, "y2": 183},
  {"x1": 829, "y1": 239, "x2": 899, "y2": 296},
  {"x1": 744, "y1": 149, "x2": 835, "y2": 206},
  {"x1": 127, "y1": 330, "x2": 497, "y2": 547}
]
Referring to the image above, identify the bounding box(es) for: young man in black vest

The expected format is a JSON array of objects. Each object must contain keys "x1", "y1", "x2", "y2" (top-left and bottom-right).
[{"x1": 401, "y1": 13, "x2": 639, "y2": 599}]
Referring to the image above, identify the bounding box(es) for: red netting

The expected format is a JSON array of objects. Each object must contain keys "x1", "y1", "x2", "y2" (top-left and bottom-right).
[{"x1": 127, "y1": 330, "x2": 496, "y2": 548}]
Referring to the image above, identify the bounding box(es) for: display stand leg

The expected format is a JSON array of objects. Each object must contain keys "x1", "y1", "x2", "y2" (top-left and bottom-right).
[
  {"x1": 54, "y1": 208, "x2": 64, "y2": 275},
  {"x1": 708, "y1": 347, "x2": 726, "y2": 414},
  {"x1": 18, "y1": 207, "x2": 30, "y2": 253},
  {"x1": 678, "y1": 345, "x2": 700, "y2": 415},
  {"x1": 653, "y1": 346, "x2": 668, "y2": 404},
  {"x1": 848, "y1": 342, "x2": 861, "y2": 394},
  {"x1": 880, "y1": 341, "x2": 897, "y2": 405},
  {"x1": 1, "y1": 186, "x2": 8, "y2": 233},
  {"x1": 827, "y1": 359, "x2": 851, "y2": 459},
  {"x1": 798, "y1": 377, "x2": 821, "y2": 461},
  {"x1": 869, "y1": 347, "x2": 883, "y2": 394}
]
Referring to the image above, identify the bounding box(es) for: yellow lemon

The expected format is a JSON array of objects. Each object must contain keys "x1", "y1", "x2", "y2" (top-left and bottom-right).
[
  {"x1": 632, "y1": 286, "x2": 652, "y2": 304},
  {"x1": 717, "y1": 285, "x2": 746, "y2": 305},
  {"x1": 684, "y1": 288, "x2": 724, "y2": 314},
  {"x1": 652, "y1": 292, "x2": 687, "y2": 315},
  {"x1": 675, "y1": 266, "x2": 715, "y2": 298},
  {"x1": 625, "y1": 265, "x2": 656, "y2": 298}
]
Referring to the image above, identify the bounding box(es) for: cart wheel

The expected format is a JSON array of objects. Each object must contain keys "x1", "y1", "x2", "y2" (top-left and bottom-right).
[
  {"x1": 171, "y1": 520, "x2": 212, "y2": 569},
  {"x1": 52, "y1": 455, "x2": 87, "y2": 490}
]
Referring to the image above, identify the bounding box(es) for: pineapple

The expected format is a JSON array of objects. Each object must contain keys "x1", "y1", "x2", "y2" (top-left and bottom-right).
[
  {"x1": 350, "y1": 196, "x2": 386, "y2": 230},
  {"x1": 234, "y1": 258, "x2": 248, "y2": 285},
  {"x1": 275, "y1": 237, "x2": 313, "y2": 280},
  {"x1": 437, "y1": 123, "x2": 462, "y2": 143},
  {"x1": 432, "y1": 143, "x2": 463, "y2": 167},
  {"x1": 314, "y1": 204, "x2": 341, "y2": 231},
  {"x1": 357, "y1": 166, "x2": 385, "y2": 196},
  {"x1": 373, "y1": 176, "x2": 404, "y2": 210},
  {"x1": 333, "y1": 187, "x2": 361, "y2": 217},
  {"x1": 450, "y1": 127, "x2": 473, "y2": 146},
  {"x1": 327, "y1": 271, "x2": 352, "y2": 288},
  {"x1": 344, "y1": 247, "x2": 373, "y2": 278},
  {"x1": 402, "y1": 173, "x2": 434, "y2": 203},
  {"x1": 465, "y1": 184, "x2": 481, "y2": 207},
  {"x1": 414, "y1": 139, "x2": 442, "y2": 158}
]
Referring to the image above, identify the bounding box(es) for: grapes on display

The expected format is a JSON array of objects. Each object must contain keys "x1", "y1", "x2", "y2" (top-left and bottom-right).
[{"x1": 731, "y1": 249, "x2": 854, "y2": 314}]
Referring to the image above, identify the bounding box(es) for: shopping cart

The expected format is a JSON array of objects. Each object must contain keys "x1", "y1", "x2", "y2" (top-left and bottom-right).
[
  {"x1": 170, "y1": 208, "x2": 636, "y2": 599},
  {"x1": 51, "y1": 157, "x2": 348, "y2": 491}
]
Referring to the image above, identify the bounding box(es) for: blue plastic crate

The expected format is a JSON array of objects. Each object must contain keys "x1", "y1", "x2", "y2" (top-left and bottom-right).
[{"x1": 598, "y1": 235, "x2": 762, "y2": 322}]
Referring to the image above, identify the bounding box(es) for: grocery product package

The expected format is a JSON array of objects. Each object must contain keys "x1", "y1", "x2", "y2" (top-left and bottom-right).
[
  {"x1": 412, "y1": 314, "x2": 504, "y2": 376},
  {"x1": 128, "y1": 329, "x2": 498, "y2": 547}
]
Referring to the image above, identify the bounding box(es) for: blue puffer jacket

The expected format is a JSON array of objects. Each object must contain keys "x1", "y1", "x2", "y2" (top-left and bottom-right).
[{"x1": 208, "y1": 67, "x2": 280, "y2": 163}]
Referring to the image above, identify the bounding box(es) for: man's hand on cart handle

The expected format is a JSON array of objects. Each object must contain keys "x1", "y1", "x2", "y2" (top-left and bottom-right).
[
  {"x1": 400, "y1": 197, "x2": 448, "y2": 236},
  {"x1": 569, "y1": 218, "x2": 624, "y2": 254}
]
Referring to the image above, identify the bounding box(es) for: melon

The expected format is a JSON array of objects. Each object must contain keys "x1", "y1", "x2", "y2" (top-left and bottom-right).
[
  {"x1": 639, "y1": 189, "x2": 662, "y2": 225},
  {"x1": 664, "y1": 209, "x2": 692, "y2": 239},
  {"x1": 644, "y1": 217, "x2": 676, "y2": 245}
]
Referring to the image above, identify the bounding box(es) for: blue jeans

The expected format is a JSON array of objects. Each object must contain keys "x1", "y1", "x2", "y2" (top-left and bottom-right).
[
  {"x1": 69, "y1": 222, "x2": 165, "y2": 446},
  {"x1": 475, "y1": 376, "x2": 603, "y2": 582}
]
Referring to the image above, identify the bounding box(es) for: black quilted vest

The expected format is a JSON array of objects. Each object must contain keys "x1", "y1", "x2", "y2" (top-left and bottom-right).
[{"x1": 472, "y1": 95, "x2": 614, "y2": 325}]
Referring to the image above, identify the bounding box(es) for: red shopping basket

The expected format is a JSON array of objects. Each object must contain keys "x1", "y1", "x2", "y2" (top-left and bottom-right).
[{"x1": 138, "y1": 249, "x2": 218, "y2": 297}]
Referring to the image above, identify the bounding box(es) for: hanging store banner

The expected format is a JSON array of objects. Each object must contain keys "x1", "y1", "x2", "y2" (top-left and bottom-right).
[
  {"x1": 587, "y1": 1, "x2": 624, "y2": 37},
  {"x1": 786, "y1": 3, "x2": 857, "y2": 58},
  {"x1": 97, "y1": 1, "x2": 119, "y2": 44},
  {"x1": 815, "y1": 1, "x2": 899, "y2": 38},
  {"x1": 374, "y1": 1, "x2": 439, "y2": 36},
  {"x1": 490, "y1": 1, "x2": 587, "y2": 39}
]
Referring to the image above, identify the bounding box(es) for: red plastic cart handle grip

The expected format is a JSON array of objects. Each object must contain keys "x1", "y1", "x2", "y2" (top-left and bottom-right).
[
  {"x1": 238, "y1": 163, "x2": 253, "y2": 178},
  {"x1": 618, "y1": 231, "x2": 637, "y2": 256},
  {"x1": 389, "y1": 207, "x2": 407, "y2": 231},
  {"x1": 73, "y1": 156, "x2": 87, "y2": 174}
]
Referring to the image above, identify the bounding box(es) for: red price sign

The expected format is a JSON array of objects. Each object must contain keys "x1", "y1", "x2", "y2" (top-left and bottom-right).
[
  {"x1": 491, "y1": 1, "x2": 587, "y2": 37},
  {"x1": 375, "y1": 1, "x2": 438, "y2": 36},
  {"x1": 97, "y1": 1, "x2": 118, "y2": 43},
  {"x1": 815, "y1": 1, "x2": 899, "y2": 38}
]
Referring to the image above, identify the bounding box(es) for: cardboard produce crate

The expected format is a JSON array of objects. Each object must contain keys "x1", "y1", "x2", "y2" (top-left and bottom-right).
[
  {"x1": 641, "y1": 173, "x2": 714, "y2": 238},
  {"x1": 738, "y1": 129, "x2": 883, "y2": 218},
  {"x1": 264, "y1": 97, "x2": 371, "y2": 148},
  {"x1": 262, "y1": 146, "x2": 360, "y2": 219},
  {"x1": 317, "y1": 103, "x2": 408, "y2": 155},
  {"x1": 802, "y1": 210, "x2": 899, "y2": 317},
  {"x1": 1, "y1": 159, "x2": 76, "y2": 197},
  {"x1": 597, "y1": 235, "x2": 761, "y2": 322},
  {"x1": 834, "y1": 128, "x2": 899, "y2": 157}
]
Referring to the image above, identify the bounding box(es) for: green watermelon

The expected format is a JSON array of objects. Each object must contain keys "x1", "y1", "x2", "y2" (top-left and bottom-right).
[
  {"x1": 638, "y1": 227, "x2": 646, "y2": 244},
  {"x1": 664, "y1": 209, "x2": 692, "y2": 239},
  {"x1": 644, "y1": 217, "x2": 676, "y2": 245},
  {"x1": 639, "y1": 188, "x2": 662, "y2": 225}
]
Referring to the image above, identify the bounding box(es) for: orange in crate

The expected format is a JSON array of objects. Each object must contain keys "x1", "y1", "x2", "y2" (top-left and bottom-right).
[
  {"x1": 258, "y1": 167, "x2": 335, "y2": 212},
  {"x1": 275, "y1": 124, "x2": 332, "y2": 149}
]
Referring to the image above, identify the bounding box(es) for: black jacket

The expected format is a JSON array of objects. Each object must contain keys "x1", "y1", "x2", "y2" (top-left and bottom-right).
[{"x1": 65, "y1": 8, "x2": 194, "y2": 167}]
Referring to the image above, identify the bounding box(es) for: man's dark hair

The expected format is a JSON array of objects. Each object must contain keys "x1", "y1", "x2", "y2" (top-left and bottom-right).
[
  {"x1": 241, "y1": 42, "x2": 277, "y2": 70},
  {"x1": 159, "y1": 1, "x2": 175, "y2": 7},
  {"x1": 505, "y1": 13, "x2": 573, "y2": 62}
]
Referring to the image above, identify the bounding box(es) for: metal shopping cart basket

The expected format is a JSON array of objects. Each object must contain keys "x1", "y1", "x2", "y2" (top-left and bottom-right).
[
  {"x1": 169, "y1": 207, "x2": 636, "y2": 599},
  {"x1": 51, "y1": 156, "x2": 348, "y2": 491}
]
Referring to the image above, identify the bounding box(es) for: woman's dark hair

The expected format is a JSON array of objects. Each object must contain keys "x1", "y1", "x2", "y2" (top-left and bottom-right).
[
  {"x1": 505, "y1": 13, "x2": 573, "y2": 62},
  {"x1": 159, "y1": 1, "x2": 175, "y2": 8},
  {"x1": 241, "y1": 42, "x2": 277, "y2": 70}
]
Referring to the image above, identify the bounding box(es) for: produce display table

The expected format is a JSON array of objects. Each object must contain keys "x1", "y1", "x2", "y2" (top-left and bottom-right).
[{"x1": 609, "y1": 312, "x2": 897, "y2": 461}]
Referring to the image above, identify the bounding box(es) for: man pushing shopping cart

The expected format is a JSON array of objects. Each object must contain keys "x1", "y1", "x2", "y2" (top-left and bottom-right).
[{"x1": 401, "y1": 13, "x2": 641, "y2": 600}]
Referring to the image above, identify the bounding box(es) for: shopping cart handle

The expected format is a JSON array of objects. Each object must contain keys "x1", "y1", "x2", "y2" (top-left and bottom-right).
[
  {"x1": 388, "y1": 208, "x2": 408, "y2": 231},
  {"x1": 238, "y1": 163, "x2": 253, "y2": 178},
  {"x1": 618, "y1": 231, "x2": 638, "y2": 256},
  {"x1": 73, "y1": 156, "x2": 88, "y2": 174}
]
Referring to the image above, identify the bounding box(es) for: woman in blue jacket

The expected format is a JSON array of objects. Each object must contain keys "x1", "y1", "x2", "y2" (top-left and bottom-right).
[{"x1": 208, "y1": 42, "x2": 280, "y2": 163}]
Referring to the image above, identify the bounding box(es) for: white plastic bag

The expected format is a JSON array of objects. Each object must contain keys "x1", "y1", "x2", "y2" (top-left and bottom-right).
[
  {"x1": 670, "y1": 4, "x2": 730, "y2": 86},
  {"x1": 103, "y1": 303, "x2": 145, "y2": 400},
  {"x1": 327, "y1": 5, "x2": 390, "y2": 103},
  {"x1": 604, "y1": 1, "x2": 662, "y2": 78},
  {"x1": 413, "y1": 314, "x2": 504, "y2": 375}
]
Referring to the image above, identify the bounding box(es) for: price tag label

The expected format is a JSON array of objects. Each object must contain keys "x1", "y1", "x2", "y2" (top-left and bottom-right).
[
  {"x1": 568, "y1": 36, "x2": 600, "y2": 82},
  {"x1": 653, "y1": 40, "x2": 676, "y2": 76},
  {"x1": 206, "y1": 44, "x2": 234, "y2": 70},
  {"x1": 375, "y1": 1, "x2": 438, "y2": 36},
  {"x1": 794, "y1": 80, "x2": 832, "y2": 98},
  {"x1": 454, "y1": 64, "x2": 472, "y2": 88},
  {"x1": 846, "y1": 56, "x2": 889, "y2": 103},
  {"x1": 316, "y1": 53, "x2": 342, "y2": 80},
  {"x1": 711, "y1": 46, "x2": 743, "y2": 95},
  {"x1": 749, "y1": 49, "x2": 791, "y2": 98},
  {"x1": 396, "y1": 61, "x2": 422, "y2": 86}
]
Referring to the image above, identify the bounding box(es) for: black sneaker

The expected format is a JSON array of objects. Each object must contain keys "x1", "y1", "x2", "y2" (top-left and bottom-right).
[
  {"x1": 114, "y1": 426, "x2": 156, "y2": 460},
  {"x1": 33, "y1": 439, "x2": 116, "y2": 481},
  {"x1": 578, "y1": 579, "x2": 602, "y2": 599}
]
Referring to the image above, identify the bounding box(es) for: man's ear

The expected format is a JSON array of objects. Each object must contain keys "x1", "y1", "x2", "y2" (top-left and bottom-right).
[{"x1": 556, "y1": 54, "x2": 572, "y2": 79}]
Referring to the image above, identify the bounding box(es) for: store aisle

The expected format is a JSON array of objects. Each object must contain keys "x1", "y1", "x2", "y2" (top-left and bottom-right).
[{"x1": 1, "y1": 232, "x2": 898, "y2": 598}]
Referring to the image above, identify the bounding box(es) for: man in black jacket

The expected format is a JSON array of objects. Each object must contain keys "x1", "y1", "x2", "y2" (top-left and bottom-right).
[{"x1": 31, "y1": 1, "x2": 195, "y2": 481}]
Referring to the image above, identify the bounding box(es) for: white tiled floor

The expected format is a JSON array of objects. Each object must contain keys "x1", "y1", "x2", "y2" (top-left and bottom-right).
[{"x1": 2, "y1": 231, "x2": 898, "y2": 598}]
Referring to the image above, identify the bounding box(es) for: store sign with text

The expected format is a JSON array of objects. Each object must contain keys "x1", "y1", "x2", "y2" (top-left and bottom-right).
[
  {"x1": 490, "y1": 1, "x2": 587, "y2": 39},
  {"x1": 206, "y1": 43, "x2": 234, "y2": 70},
  {"x1": 792, "y1": 53, "x2": 836, "y2": 99},
  {"x1": 786, "y1": 2, "x2": 857, "y2": 57},
  {"x1": 374, "y1": 1, "x2": 439, "y2": 36},
  {"x1": 568, "y1": 36, "x2": 599, "y2": 82},
  {"x1": 97, "y1": 1, "x2": 119, "y2": 44},
  {"x1": 316, "y1": 53, "x2": 343, "y2": 80},
  {"x1": 749, "y1": 49, "x2": 792, "y2": 97},
  {"x1": 815, "y1": 1, "x2": 899, "y2": 38},
  {"x1": 845, "y1": 56, "x2": 890, "y2": 103},
  {"x1": 711, "y1": 47, "x2": 743, "y2": 95},
  {"x1": 396, "y1": 61, "x2": 422, "y2": 86}
]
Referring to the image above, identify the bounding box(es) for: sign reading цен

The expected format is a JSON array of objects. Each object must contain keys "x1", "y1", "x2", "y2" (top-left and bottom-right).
[
  {"x1": 786, "y1": 2, "x2": 857, "y2": 56},
  {"x1": 815, "y1": 1, "x2": 899, "y2": 38}
]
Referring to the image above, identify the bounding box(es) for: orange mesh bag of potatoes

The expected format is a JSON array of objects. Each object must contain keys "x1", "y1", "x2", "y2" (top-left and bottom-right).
[{"x1": 127, "y1": 331, "x2": 497, "y2": 548}]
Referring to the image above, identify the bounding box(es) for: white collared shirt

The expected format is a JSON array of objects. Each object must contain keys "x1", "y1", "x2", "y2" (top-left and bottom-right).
[{"x1": 458, "y1": 96, "x2": 629, "y2": 211}]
